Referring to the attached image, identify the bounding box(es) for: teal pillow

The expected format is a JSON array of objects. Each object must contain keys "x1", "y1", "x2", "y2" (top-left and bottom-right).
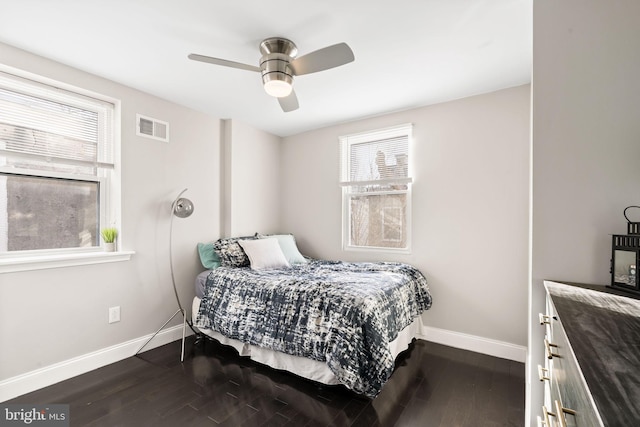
[
  {"x1": 260, "y1": 234, "x2": 307, "y2": 265},
  {"x1": 197, "y1": 242, "x2": 221, "y2": 270}
]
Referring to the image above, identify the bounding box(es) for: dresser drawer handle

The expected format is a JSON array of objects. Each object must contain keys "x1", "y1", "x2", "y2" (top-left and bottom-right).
[
  {"x1": 537, "y1": 364, "x2": 550, "y2": 381},
  {"x1": 555, "y1": 400, "x2": 577, "y2": 427},
  {"x1": 544, "y1": 338, "x2": 560, "y2": 359},
  {"x1": 538, "y1": 405, "x2": 555, "y2": 426},
  {"x1": 539, "y1": 313, "x2": 551, "y2": 325}
]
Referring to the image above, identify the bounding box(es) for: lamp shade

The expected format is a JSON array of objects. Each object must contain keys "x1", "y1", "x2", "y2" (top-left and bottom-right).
[{"x1": 173, "y1": 197, "x2": 194, "y2": 218}]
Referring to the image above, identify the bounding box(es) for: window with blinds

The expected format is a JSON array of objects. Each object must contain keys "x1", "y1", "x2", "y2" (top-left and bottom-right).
[
  {"x1": 0, "y1": 71, "x2": 117, "y2": 253},
  {"x1": 340, "y1": 124, "x2": 412, "y2": 251}
]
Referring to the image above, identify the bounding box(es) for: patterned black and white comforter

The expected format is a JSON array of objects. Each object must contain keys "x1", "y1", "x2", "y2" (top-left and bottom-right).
[{"x1": 195, "y1": 260, "x2": 432, "y2": 397}]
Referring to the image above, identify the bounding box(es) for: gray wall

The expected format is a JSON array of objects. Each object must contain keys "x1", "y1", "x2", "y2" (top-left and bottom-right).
[
  {"x1": 529, "y1": 0, "x2": 640, "y2": 424},
  {"x1": 281, "y1": 85, "x2": 531, "y2": 347},
  {"x1": 224, "y1": 119, "x2": 282, "y2": 237}
]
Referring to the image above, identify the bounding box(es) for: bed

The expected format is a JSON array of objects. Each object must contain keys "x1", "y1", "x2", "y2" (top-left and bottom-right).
[{"x1": 192, "y1": 235, "x2": 432, "y2": 398}]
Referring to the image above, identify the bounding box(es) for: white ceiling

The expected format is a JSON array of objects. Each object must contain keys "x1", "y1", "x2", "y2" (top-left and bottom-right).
[{"x1": 0, "y1": 0, "x2": 532, "y2": 137}]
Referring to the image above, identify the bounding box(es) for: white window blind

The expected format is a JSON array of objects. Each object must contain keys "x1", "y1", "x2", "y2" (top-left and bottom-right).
[
  {"x1": 340, "y1": 124, "x2": 412, "y2": 189},
  {"x1": 0, "y1": 71, "x2": 114, "y2": 173}
]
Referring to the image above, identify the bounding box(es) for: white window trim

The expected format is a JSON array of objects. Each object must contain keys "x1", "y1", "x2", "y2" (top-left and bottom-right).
[
  {"x1": 0, "y1": 64, "x2": 124, "y2": 268},
  {"x1": 340, "y1": 123, "x2": 413, "y2": 253},
  {"x1": 0, "y1": 250, "x2": 134, "y2": 273}
]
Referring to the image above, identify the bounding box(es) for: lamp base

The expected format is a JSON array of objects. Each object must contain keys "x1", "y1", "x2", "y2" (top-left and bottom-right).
[{"x1": 135, "y1": 308, "x2": 187, "y2": 362}]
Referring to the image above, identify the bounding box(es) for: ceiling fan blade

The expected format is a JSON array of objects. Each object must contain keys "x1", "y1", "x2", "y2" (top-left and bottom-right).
[
  {"x1": 278, "y1": 90, "x2": 299, "y2": 112},
  {"x1": 289, "y1": 43, "x2": 354, "y2": 76},
  {"x1": 188, "y1": 53, "x2": 261, "y2": 72}
]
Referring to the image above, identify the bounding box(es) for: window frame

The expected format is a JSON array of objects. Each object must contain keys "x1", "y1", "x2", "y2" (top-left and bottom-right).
[
  {"x1": 340, "y1": 124, "x2": 413, "y2": 253},
  {"x1": 0, "y1": 65, "x2": 128, "y2": 270}
]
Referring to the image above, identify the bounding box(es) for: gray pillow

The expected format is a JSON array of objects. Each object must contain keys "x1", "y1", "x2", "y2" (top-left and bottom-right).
[{"x1": 259, "y1": 233, "x2": 307, "y2": 265}]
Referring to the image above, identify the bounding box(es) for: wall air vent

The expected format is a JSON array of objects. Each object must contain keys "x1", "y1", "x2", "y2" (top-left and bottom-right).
[{"x1": 136, "y1": 114, "x2": 169, "y2": 142}]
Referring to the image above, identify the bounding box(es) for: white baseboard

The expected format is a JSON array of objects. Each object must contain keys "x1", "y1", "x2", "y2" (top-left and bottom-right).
[
  {"x1": 418, "y1": 325, "x2": 527, "y2": 363},
  {"x1": 0, "y1": 325, "x2": 192, "y2": 403}
]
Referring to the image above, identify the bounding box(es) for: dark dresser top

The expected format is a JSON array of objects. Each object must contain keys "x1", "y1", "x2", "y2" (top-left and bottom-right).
[{"x1": 544, "y1": 281, "x2": 640, "y2": 427}]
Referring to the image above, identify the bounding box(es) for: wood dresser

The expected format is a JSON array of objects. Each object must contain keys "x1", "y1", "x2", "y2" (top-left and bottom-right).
[{"x1": 540, "y1": 281, "x2": 640, "y2": 427}]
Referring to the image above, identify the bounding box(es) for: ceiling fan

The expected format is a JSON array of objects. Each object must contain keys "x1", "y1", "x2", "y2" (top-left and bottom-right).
[{"x1": 188, "y1": 37, "x2": 355, "y2": 112}]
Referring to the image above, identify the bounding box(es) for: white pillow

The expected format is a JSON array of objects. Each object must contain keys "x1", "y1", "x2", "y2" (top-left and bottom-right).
[{"x1": 238, "y1": 238, "x2": 290, "y2": 270}]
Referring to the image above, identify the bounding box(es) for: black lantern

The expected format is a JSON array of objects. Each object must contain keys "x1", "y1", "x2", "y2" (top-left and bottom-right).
[{"x1": 611, "y1": 206, "x2": 640, "y2": 294}]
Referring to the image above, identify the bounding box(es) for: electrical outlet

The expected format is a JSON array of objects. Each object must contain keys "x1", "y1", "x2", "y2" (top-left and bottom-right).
[{"x1": 108, "y1": 306, "x2": 120, "y2": 324}]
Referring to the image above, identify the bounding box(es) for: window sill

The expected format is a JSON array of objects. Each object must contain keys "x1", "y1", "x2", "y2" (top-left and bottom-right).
[
  {"x1": 343, "y1": 245, "x2": 412, "y2": 255},
  {"x1": 0, "y1": 251, "x2": 135, "y2": 274}
]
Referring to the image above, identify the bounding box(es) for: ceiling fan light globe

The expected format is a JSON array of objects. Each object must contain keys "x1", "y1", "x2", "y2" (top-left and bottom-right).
[{"x1": 264, "y1": 79, "x2": 293, "y2": 98}]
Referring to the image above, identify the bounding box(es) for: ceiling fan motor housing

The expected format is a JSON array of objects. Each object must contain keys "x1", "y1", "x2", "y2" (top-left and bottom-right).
[
  {"x1": 259, "y1": 38, "x2": 297, "y2": 97},
  {"x1": 259, "y1": 38, "x2": 298, "y2": 57}
]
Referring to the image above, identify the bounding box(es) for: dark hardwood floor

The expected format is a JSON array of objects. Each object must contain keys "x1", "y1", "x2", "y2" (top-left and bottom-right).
[{"x1": 8, "y1": 337, "x2": 525, "y2": 426}]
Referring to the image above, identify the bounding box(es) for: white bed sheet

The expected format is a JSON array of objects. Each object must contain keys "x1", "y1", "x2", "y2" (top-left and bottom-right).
[{"x1": 192, "y1": 296, "x2": 422, "y2": 386}]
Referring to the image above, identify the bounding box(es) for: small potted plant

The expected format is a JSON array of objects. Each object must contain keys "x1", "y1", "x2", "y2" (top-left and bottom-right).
[{"x1": 101, "y1": 227, "x2": 118, "y2": 252}]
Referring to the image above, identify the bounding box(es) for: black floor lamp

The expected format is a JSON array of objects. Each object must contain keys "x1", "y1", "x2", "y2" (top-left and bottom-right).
[{"x1": 136, "y1": 188, "x2": 195, "y2": 362}]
